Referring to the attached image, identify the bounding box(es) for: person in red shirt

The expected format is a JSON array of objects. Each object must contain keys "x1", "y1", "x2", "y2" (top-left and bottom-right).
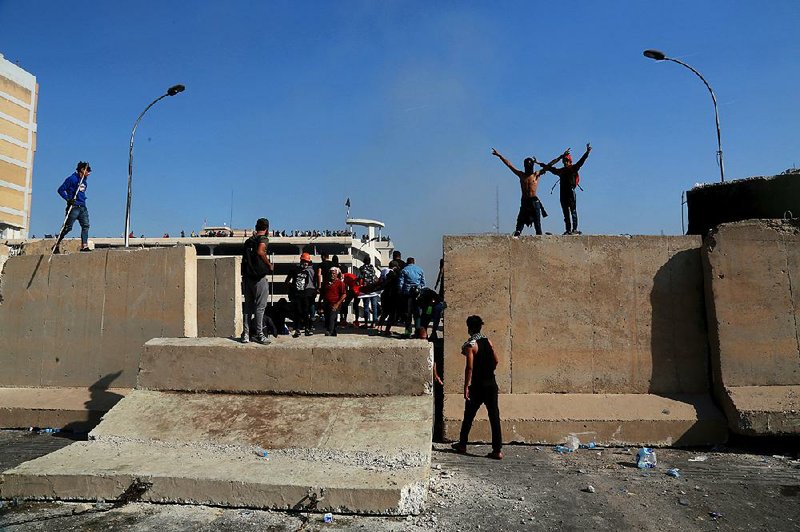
[
  {"x1": 341, "y1": 272, "x2": 362, "y2": 327},
  {"x1": 322, "y1": 267, "x2": 347, "y2": 336}
]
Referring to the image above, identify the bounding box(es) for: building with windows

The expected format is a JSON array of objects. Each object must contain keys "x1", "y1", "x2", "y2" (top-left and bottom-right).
[{"x1": 0, "y1": 54, "x2": 37, "y2": 240}]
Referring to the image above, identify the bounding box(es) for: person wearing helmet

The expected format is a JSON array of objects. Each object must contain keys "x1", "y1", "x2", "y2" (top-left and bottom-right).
[{"x1": 285, "y1": 252, "x2": 317, "y2": 337}]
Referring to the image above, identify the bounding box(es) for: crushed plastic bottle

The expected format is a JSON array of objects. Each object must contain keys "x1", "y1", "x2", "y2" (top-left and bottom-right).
[
  {"x1": 579, "y1": 441, "x2": 597, "y2": 449},
  {"x1": 323, "y1": 513, "x2": 333, "y2": 523},
  {"x1": 564, "y1": 435, "x2": 580, "y2": 451},
  {"x1": 666, "y1": 468, "x2": 680, "y2": 478},
  {"x1": 254, "y1": 447, "x2": 269, "y2": 458},
  {"x1": 554, "y1": 445, "x2": 573, "y2": 454},
  {"x1": 636, "y1": 447, "x2": 657, "y2": 469}
]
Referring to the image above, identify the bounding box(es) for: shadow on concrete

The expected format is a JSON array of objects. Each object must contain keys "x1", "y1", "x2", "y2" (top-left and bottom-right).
[
  {"x1": 61, "y1": 371, "x2": 125, "y2": 435},
  {"x1": 25, "y1": 255, "x2": 44, "y2": 290},
  {"x1": 649, "y1": 248, "x2": 708, "y2": 395}
]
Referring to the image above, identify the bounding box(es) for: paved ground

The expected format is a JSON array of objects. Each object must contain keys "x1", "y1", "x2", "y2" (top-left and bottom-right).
[{"x1": 1, "y1": 430, "x2": 799, "y2": 531}]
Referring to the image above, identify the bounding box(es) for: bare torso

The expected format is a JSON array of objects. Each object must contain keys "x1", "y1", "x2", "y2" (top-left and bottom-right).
[{"x1": 519, "y1": 171, "x2": 541, "y2": 198}]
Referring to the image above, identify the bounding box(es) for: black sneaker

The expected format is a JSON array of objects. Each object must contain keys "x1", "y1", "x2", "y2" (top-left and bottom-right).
[
  {"x1": 80, "y1": 247, "x2": 92, "y2": 252},
  {"x1": 292, "y1": 330, "x2": 301, "y2": 338}
]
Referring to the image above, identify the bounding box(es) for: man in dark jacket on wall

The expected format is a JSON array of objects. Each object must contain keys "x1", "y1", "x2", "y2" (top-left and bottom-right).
[{"x1": 56, "y1": 161, "x2": 92, "y2": 252}]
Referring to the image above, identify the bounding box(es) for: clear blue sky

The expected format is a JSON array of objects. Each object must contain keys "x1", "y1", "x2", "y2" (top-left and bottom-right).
[{"x1": 1, "y1": 1, "x2": 798, "y2": 276}]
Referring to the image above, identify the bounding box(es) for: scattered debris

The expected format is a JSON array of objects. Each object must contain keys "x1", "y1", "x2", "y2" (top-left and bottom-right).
[
  {"x1": 688, "y1": 456, "x2": 708, "y2": 462},
  {"x1": 583, "y1": 485, "x2": 596, "y2": 493},
  {"x1": 564, "y1": 435, "x2": 580, "y2": 451},
  {"x1": 666, "y1": 468, "x2": 681, "y2": 478},
  {"x1": 709, "y1": 511, "x2": 723, "y2": 520},
  {"x1": 254, "y1": 447, "x2": 269, "y2": 458},
  {"x1": 636, "y1": 448, "x2": 657, "y2": 469},
  {"x1": 554, "y1": 445, "x2": 573, "y2": 454},
  {"x1": 323, "y1": 512, "x2": 333, "y2": 523},
  {"x1": 678, "y1": 498, "x2": 690, "y2": 506}
]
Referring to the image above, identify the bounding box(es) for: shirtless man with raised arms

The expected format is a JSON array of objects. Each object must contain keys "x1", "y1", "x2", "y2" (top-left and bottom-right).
[{"x1": 491, "y1": 148, "x2": 563, "y2": 236}]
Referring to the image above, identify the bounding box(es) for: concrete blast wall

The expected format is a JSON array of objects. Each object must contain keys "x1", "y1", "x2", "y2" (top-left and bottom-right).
[
  {"x1": 197, "y1": 256, "x2": 242, "y2": 338},
  {"x1": 443, "y1": 235, "x2": 709, "y2": 395},
  {"x1": 0, "y1": 246, "x2": 197, "y2": 389},
  {"x1": 703, "y1": 220, "x2": 800, "y2": 435},
  {"x1": 442, "y1": 235, "x2": 725, "y2": 446}
]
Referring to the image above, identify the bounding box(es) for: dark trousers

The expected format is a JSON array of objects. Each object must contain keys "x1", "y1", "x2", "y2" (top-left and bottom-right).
[
  {"x1": 514, "y1": 196, "x2": 543, "y2": 236},
  {"x1": 560, "y1": 189, "x2": 578, "y2": 232},
  {"x1": 291, "y1": 292, "x2": 313, "y2": 331},
  {"x1": 458, "y1": 381, "x2": 502, "y2": 452},
  {"x1": 323, "y1": 303, "x2": 339, "y2": 335}
]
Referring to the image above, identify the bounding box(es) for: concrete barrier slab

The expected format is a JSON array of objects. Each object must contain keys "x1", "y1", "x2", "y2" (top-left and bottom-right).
[
  {"x1": 197, "y1": 256, "x2": 242, "y2": 338},
  {"x1": 2, "y1": 390, "x2": 432, "y2": 514},
  {"x1": 721, "y1": 385, "x2": 800, "y2": 436},
  {"x1": 138, "y1": 337, "x2": 433, "y2": 396},
  {"x1": 0, "y1": 440, "x2": 429, "y2": 515},
  {"x1": 443, "y1": 393, "x2": 727, "y2": 447},
  {"x1": 90, "y1": 390, "x2": 433, "y2": 458},
  {"x1": 703, "y1": 220, "x2": 800, "y2": 435},
  {"x1": 0, "y1": 387, "x2": 129, "y2": 431}
]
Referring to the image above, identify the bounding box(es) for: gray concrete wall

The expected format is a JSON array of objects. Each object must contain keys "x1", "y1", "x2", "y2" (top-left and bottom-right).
[
  {"x1": 703, "y1": 220, "x2": 800, "y2": 387},
  {"x1": 0, "y1": 246, "x2": 197, "y2": 388},
  {"x1": 443, "y1": 235, "x2": 710, "y2": 395},
  {"x1": 197, "y1": 256, "x2": 242, "y2": 338},
  {"x1": 703, "y1": 220, "x2": 800, "y2": 435}
]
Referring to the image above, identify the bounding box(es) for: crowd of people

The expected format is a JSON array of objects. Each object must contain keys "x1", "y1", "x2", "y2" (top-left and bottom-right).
[{"x1": 239, "y1": 217, "x2": 444, "y2": 344}]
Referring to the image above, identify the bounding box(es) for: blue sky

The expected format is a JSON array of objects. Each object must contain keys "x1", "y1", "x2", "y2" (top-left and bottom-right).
[{"x1": 1, "y1": 1, "x2": 798, "y2": 276}]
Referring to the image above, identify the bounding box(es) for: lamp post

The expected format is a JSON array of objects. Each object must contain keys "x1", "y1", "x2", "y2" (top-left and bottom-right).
[
  {"x1": 643, "y1": 49, "x2": 725, "y2": 183},
  {"x1": 124, "y1": 84, "x2": 186, "y2": 247}
]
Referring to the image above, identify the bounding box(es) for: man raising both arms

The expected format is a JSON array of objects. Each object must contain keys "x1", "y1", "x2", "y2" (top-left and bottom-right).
[
  {"x1": 491, "y1": 149, "x2": 562, "y2": 236},
  {"x1": 538, "y1": 143, "x2": 592, "y2": 235}
]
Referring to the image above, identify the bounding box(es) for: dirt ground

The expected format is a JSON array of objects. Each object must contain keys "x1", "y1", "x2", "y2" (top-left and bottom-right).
[{"x1": 1, "y1": 430, "x2": 798, "y2": 531}]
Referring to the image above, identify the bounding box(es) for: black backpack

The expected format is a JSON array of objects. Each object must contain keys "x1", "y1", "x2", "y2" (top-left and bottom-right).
[{"x1": 243, "y1": 236, "x2": 270, "y2": 280}]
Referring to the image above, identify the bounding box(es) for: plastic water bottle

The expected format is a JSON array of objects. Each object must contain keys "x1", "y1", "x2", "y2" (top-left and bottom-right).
[
  {"x1": 636, "y1": 447, "x2": 657, "y2": 469},
  {"x1": 254, "y1": 447, "x2": 269, "y2": 458},
  {"x1": 323, "y1": 513, "x2": 333, "y2": 523},
  {"x1": 564, "y1": 435, "x2": 580, "y2": 451},
  {"x1": 666, "y1": 468, "x2": 680, "y2": 478},
  {"x1": 554, "y1": 445, "x2": 573, "y2": 454},
  {"x1": 579, "y1": 441, "x2": 597, "y2": 449}
]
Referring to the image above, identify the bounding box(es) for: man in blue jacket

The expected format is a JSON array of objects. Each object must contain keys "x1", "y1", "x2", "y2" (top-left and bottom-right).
[
  {"x1": 56, "y1": 161, "x2": 92, "y2": 252},
  {"x1": 398, "y1": 257, "x2": 425, "y2": 338}
]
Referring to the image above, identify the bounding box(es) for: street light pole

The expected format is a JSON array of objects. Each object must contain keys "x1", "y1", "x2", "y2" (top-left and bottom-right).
[
  {"x1": 643, "y1": 49, "x2": 725, "y2": 183},
  {"x1": 125, "y1": 84, "x2": 186, "y2": 247}
]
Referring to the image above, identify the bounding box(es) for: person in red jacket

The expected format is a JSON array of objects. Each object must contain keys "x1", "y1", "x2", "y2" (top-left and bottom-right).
[{"x1": 322, "y1": 267, "x2": 347, "y2": 336}]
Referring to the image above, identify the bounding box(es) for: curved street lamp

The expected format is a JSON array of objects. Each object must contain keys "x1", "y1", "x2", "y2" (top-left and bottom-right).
[
  {"x1": 643, "y1": 49, "x2": 725, "y2": 183},
  {"x1": 124, "y1": 84, "x2": 186, "y2": 247}
]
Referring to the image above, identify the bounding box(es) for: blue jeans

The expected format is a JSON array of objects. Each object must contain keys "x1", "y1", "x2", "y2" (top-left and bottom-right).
[
  {"x1": 61, "y1": 204, "x2": 90, "y2": 245},
  {"x1": 361, "y1": 295, "x2": 379, "y2": 325}
]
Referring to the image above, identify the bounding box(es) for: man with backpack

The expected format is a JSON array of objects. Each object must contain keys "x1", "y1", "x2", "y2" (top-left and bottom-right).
[
  {"x1": 241, "y1": 218, "x2": 274, "y2": 344},
  {"x1": 537, "y1": 143, "x2": 592, "y2": 235},
  {"x1": 285, "y1": 252, "x2": 317, "y2": 337}
]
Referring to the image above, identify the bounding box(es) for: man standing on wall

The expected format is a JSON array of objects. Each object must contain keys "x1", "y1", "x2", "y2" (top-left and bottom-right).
[
  {"x1": 491, "y1": 149, "x2": 562, "y2": 236},
  {"x1": 55, "y1": 161, "x2": 92, "y2": 252},
  {"x1": 537, "y1": 143, "x2": 592, "y2": 235},
  {"x1": 451, "y1": 315, "x2": 503, "y2": 460},
  {"x1": 241, "y1": 218, "x2": 273, "y2": 344}
]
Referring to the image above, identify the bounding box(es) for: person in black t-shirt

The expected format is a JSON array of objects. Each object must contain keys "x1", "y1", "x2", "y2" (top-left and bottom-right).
[{"x1": 451, "y1": 315, "x2": 503, "y2": 460}]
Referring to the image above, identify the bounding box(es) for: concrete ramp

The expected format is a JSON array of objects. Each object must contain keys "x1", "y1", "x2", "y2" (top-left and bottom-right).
[
  {"x1": 442, "y1": 235, "x2": 727, "y2": 446},
  {"x1": 703, "y1": 220, "x2": 800, "y2": 435},
  {"x1": 1, "y1": 338, "x2": 434, "y2": 515}
]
